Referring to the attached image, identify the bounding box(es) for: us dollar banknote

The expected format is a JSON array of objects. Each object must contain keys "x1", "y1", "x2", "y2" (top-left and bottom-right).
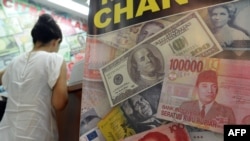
[
  {"x1": 100, "y1": 12, "x2": 223, "y2": 106},
  {"x1": 156, "y1": 56, "x2": 250, "y2": 133}
]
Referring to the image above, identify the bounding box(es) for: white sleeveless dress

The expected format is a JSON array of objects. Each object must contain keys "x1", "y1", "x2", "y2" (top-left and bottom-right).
[{"x1": 0, "y1": 51, "x2": 63, "y2": 141}]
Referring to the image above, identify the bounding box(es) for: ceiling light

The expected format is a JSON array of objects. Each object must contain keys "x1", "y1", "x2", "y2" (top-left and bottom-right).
[{"x1": 47, "y1": 0, "x2": 89, "y2": 16}]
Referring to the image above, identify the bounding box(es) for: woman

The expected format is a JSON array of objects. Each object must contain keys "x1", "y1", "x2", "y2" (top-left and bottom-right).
[
  {"x1": 0, "y1": 14, "x2": 68, "y2": 141},
  {"x1": 208, "y1": 4, "x2": 250, "y2": 48}
]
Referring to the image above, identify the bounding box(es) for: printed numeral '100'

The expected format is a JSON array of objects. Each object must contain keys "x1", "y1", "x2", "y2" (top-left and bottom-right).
[{"x1": 169, "y1": 59, "x2": 203, "y2": 72}]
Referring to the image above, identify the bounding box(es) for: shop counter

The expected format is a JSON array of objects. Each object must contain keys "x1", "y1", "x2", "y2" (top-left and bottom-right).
[{"x1": 57, "y1": 82, "x2": 82, "y2": 141}]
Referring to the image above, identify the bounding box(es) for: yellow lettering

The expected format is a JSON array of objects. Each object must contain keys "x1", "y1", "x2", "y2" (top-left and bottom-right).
[
  {"x1": 136, "y1": 0, "x2": 160, "y2": 17},
  {"x1": 94, "y1": 0, "x2": 190, "y2": 29},
  {"x1": 114, "y1": 0, "x2": 133, "y2": 24},
  {"x1": 94, "y1": 8, "x2": 112, "y2": 28},
  {"x1": 102, "y1": 0, "x2": 108, "y2": 5},
  {"x1": 175, "y1": 0, "x2": 189, "y2": 5},
  {"x1": 162, "y1": 0, "x2": 170, "y2": 9}
]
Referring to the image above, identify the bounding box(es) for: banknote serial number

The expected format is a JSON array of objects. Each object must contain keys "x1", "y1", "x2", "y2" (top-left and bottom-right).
[{"x1": 170, "y1": 59, "x2": 203, "y2": 72}]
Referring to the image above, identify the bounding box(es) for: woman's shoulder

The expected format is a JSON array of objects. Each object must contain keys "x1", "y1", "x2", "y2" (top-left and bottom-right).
[
  {"x1": 6, "y1": 53, "x2": 27, "y2": 67},
  {"x1": 37, "y1": 51, "x2": 63, "y2": 60},
  {"x1": 49, "y1": 52, "x2": 63, "y2": 59}
]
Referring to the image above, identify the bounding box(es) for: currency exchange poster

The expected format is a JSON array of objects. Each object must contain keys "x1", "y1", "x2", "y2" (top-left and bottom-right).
[{"x1": 81, "y1": 0, "x2": 239, "y2": 140}]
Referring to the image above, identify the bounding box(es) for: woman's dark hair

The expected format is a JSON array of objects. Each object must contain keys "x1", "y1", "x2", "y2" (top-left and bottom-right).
[{"x1": 31, "y1": 13, "x2": 62, "y2": 45}]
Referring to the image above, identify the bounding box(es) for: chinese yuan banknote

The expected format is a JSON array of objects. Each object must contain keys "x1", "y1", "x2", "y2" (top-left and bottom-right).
[
  {"x1": 121, "y1": 122, "x2": 190, "y2": 141},
  {"x1": 156, "y1": 56, "x2": 250, "y2": 133},
  {"x1": 100, "y1": 12, "x2": 222, "y2": 106}
]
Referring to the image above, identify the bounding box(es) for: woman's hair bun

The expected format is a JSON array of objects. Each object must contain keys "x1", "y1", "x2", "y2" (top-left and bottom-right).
[
  {"x1": 31, "y1": 13, "x2": 62, "y2": 44},
  {"x1": 37, "y1": 13, "x2": 54, "y2": 24}
]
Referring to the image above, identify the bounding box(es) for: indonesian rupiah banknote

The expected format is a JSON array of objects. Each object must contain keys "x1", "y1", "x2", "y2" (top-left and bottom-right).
[
  {"x1": 156, "y1": 56, "x2": 250, "y2": 133},
  {"x1": 100, "y1": 12, "x2": 223, "y2": 106}
]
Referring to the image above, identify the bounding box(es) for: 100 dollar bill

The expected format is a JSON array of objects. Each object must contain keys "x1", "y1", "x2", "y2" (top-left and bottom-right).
[
  {"x1": 100, "y1": 12, "x2": 222, "y2": 106},
  {"x1": 156, "y1": 56, "x2": 250, "y2": 133}
]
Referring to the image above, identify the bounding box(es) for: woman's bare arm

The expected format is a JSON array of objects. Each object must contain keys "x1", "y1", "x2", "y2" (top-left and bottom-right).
[
  {"x1": 52, "y1": 61, "x2": 68, "y2": 111},
  {"x1": 0, "y1": 69, "x2": 5, "y2": 85}
]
